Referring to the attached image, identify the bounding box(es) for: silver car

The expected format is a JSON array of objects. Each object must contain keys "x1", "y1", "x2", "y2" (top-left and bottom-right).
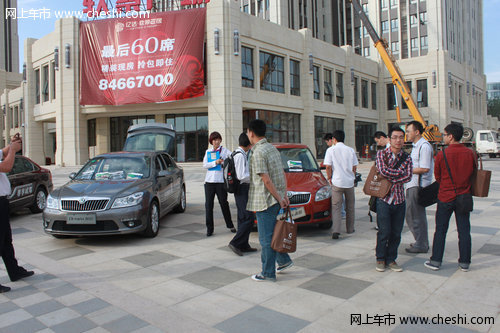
[{"x1": 43, "y1": 151, "x2": 186, "y2": 238}]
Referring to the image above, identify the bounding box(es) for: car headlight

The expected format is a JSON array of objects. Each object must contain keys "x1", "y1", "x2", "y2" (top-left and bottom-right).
[
  {"x1": 45, "y1": 194, "x2": 59, "y2": 209},
  {"x1": 315, "y1": 186, "x2": 332, "y2": 201},
  {"x1": 111, "y1": 192, "x2": 144, "y2": 209}
]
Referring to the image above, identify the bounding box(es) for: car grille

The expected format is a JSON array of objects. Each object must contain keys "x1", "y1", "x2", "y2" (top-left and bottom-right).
[
  {"x1": 61, "y1": 199, "x2": 109, "y2": 212},
  {"x1": 52, "y1": 220, "x2": 118, "y2": 232},
  {"x1": 289, "y1": 193, "x2": 311, "y2": 205}
]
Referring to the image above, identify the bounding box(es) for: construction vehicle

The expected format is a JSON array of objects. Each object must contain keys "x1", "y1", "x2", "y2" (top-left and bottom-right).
[{"x1": 350, "y1": 0, "x2": 442, "y2": 143}]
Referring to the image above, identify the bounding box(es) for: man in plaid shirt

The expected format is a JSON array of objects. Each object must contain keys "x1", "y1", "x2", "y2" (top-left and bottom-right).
[
  {"x1": 247, "y1": 119, "x2": 293, "y2": 282},
  {"x1": 375, "y1": 127, "x2": 413, "y2": 273}
]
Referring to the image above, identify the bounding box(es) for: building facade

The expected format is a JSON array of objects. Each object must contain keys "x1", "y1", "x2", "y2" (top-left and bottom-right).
[{"x1": 1, "y1": 0, "x2": 496, "y2": 166}]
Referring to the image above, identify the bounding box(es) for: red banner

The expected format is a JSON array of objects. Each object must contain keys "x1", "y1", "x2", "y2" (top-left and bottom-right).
[{"x1": 80, "y1": 8, "x2": 206, "y2": 105}]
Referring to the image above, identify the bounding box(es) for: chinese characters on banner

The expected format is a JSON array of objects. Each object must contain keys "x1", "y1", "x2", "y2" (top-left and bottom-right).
[{"x1": 80, "y1": 8, "x2": 206, "y2": 105}]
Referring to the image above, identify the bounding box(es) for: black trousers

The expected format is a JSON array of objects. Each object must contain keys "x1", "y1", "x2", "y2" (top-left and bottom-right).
[
  {"x1": 0, "y1": 197, "x2": 21, "y2": 280},
  {"x1": 205, "y1": 183, "x2": 234, "y2": 232},
  {"x1": 230, "y1": 184, "x2": 255, "y2": 250}
]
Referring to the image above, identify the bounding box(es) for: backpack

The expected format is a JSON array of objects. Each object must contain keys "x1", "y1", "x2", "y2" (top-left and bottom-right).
[{"x1": 223, "y1": 150, "x2": 243, "y2": 193}]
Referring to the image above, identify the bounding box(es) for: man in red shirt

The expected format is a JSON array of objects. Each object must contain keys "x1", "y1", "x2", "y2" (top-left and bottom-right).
[{"x1": 425, "y1": 124, "x2": 476, "y2": 272}]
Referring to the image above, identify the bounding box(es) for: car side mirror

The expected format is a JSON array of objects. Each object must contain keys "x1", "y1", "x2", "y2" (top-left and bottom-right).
[
  {"x1": 69, "y1": 172, "x2": 76, "y2": 179},
  {"x1": 157, "y1": 170, "x2": 170, "y2": 177}
]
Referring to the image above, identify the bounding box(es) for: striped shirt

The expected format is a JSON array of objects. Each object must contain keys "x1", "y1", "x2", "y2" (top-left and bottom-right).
[
  {"x1": 247, "y1": 138, "x2": 287, "y2": 212},
  {"x1": 376, "y1": 147, "x2": 413, "y2": 205}
]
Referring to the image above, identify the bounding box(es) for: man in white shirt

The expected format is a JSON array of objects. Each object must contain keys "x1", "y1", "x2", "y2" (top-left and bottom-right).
[
  {"x1": 405, "y1": 121, "x2": 434, "y2": 253},
  {"x1": 374, "y1": 131, "x2": 390, "y2": 149},
  {"x1": 324, "y1": 130, "x2": 359, "y2": 239},
  {"x1": 228, "y1": 133, "x2": 257, "y2": 256}
]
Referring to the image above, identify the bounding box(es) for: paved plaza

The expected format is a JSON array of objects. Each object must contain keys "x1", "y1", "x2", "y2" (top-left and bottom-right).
[{"x1": 1, "y1": 159, "x2": 499, "y2": 333}]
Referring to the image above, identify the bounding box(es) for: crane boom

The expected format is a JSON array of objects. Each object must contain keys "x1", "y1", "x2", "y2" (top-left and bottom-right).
[{"x1": 350, "y1": 0, "x2": 442, "y2": 143}]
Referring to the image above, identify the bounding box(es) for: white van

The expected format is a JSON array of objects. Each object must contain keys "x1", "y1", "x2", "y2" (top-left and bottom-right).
[{"x1": 476, "y1": 130, "x2": 500, "y2": 158}]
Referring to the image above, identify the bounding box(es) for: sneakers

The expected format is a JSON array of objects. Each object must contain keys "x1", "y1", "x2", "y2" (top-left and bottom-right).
[
  {"x1": 276, "y1": 261, "x2": 294, "y2": 274},
  {"x1": 376, "y1": 261, "x2": 386, "y2": 272},
  {"x1": 387, "y1": 261, "x2": 403, "y2": 272},
  {"x1": 405, "y1": 246, "x2": 429, "y2": 254},
  {"x1": 332, "y1": 232, "x2": 340, "y2": 239},
  {"x1": 251, "y1": 274, "x2": 275, "y2": 282},
  {"x1": 459, "y1": 263, "x2": 470, "y2": 272},
  {"x1": 424, "y1": 260, "x2": 440, "y2": 271}
]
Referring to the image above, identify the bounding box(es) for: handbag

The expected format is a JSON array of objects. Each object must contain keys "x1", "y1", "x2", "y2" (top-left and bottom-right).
[
  {"x1": 271, "y1": 207, "x2": 297, "y2": 253},
  {"x1": 471, "y1": 154, "x2": 491, "y2": 197},
  {"x1": 363, "y1": 152, "x2": 408, "y2": 198},
  {"x1": 442, "y1": 149, "x2": 473, "y2": 214}
]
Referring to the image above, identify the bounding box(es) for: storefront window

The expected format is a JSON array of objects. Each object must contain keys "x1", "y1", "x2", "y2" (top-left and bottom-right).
[
  {"x1": 355, "y1": 121, "x2": 377, "y2": 158},
  {"x1": 165, "y1": 113, "x2": 208, "y2": 162},
  {"x1": 243, "y1": 110, "x2": 300, "y2": 143},
  {"x1": 314, "y1": 116, "x2": 344, "y2": 159},
  {"x1": 110, "y1": 115, "x2": 155, "y2": 152}
]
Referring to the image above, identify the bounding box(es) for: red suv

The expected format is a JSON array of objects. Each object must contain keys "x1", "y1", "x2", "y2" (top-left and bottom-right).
[{"x1": 273, "y1": 143, "x2": 332, "y2": 229}]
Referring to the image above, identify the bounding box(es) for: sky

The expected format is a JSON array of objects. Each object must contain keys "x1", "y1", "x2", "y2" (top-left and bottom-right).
[{"x1": 14, "y1": 0, "x2": 500, "y2": 82}]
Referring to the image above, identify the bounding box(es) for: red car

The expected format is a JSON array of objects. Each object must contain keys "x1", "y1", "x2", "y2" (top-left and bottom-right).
[{"x1": 272, "y1": 143, "x2": 332, "y2": 229}]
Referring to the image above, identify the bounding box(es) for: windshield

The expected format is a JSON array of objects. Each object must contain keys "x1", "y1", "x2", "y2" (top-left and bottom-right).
[
  {"x1": 278, "y1": 148, "x2": 320, "y2": 172},
  {"x1": 123, "y1": 132, "x2": 175, "y2": 156},
  {"x1": 75, "y1": 156, "x2": 151, "y2": 180}
]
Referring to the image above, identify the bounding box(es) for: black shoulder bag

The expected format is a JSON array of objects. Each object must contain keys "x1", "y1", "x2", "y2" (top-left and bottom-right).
[
  {"x1": 442, "y1": 149, "x2": 473, "y2": 214},
  {"x1": 417, "y1": 143, "x2": 439, "y2": 207}
]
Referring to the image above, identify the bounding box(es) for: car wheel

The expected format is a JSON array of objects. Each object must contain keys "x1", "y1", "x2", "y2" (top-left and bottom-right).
[
  {"x1": 173, "y1": 185, "x2": 186, "y2": 213},
  {"x1": 30, "y1": 187, "x2": 47, "y2": 213},
  {"x1": 318, "y1": 220, "x2": 333, "y2": 229},
  {"x1": 143, "y1": 200, "x2": 160, "y2": 238}
]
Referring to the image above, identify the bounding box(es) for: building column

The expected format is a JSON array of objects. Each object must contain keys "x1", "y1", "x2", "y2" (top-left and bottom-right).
[
  {"x1": 95, "y1": 117, "x2": 109, "y2": 156},
  {"x1": 299, "y1": 29, "x2": 316, "y2": 153},
  {"x1": 343, "y1": 46, "x2": 356, "y2": 148}
]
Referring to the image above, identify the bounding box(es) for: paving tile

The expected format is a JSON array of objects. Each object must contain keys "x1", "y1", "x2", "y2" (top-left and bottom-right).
[
  {"x1": 298, "y1": 273, "x2": 372, "y2": 299},
  {"x1": 3, "y1": 285, "x2": 39, "y2": 300},
  {"x1": 122, "y1": 251, "x2": 179, "y2": 268},
  {"x1": 71, "y1": 298, "x2": 111, "y2": 315},
  {"x1": 471, "y1": 226, "x2": 500, "y2": 235},
  {"x1": 477, "y1": 243, "x2": 500, "y2": 256},
  {"x1": 37, "y1": 307, "x2": 81, "y2": 327},
  {"x1": 45, "y1": 283, "x2": 80, "y2": 298},
  {"x1": 12, "y1": 227, "x2": 31, "y2": 235},
  {"x1": 102, "y1": 314, "x2": 149, "y2": 333},
  {"x1": 25, "y1": 300, "x2": 65, "y2": 317},
  {"x1": 165, "y1": 231, "x2": 206, "y2": 242},
  {"x1": 173, "y1": 222, "x2": 205, "y2": 231},
  {"x1": 41, "y1": 247, "x2": 94, "y2": 260},
  {"x1": 51, "y1": 316, "x2": 98, "y2": 333},
  {"x1": 178, "y1": 266, "x2": 247, "y2": 290},
  {"x1": 215, "y1": 305, "x2": 310, "y2": 333},
  {"x1": 293, "y1": 253, "x2": 347, "y2": 272},
  {"x1": 403, "y1": 257, "x2": 459, "y2": 278},
  {"x1": 12, "y1": 291, "x2": 52, "y2": 307},
  {"x1": 86, "y1": 306, "x2": 129, "y2": 326},
  {"x1": 0, "y1": 301, "x2": 18, "y2": 314},
  {"x1": 0, "y1": 318, "x2": 46, "y2": 333}
]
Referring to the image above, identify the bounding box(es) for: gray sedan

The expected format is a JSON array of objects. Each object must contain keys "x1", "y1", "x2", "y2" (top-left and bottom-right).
[{"x1": 43, "y1": 151, "x2": 185, "y2": 238}]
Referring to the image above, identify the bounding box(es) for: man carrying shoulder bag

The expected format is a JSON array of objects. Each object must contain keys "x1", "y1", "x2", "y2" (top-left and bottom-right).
[{"x1": 425, "y1": 124, "x2": 476, "y2": 272}]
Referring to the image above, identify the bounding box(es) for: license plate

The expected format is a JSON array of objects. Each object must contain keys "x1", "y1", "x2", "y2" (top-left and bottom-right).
[
  {"x1": 277, "y1": 206, "x2": 306, "y2": 220},
  {"x1": 67, "y1": 213, "x2": 96, "y2": 225}
]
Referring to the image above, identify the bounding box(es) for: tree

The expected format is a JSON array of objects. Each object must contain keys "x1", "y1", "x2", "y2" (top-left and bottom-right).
[{"x1": 487, "y1": 98, "x2": 500, "y2": 119}]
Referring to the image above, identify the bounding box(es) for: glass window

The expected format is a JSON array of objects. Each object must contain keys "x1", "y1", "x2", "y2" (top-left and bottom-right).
[
  {"x1": 241, "y1": 46, "x2": 254, "y2": 88},
  {"x1": 420, "y1": 35, "x2": 428, "y2": 49},
  {"x1": 361, "y1": 79, "x2": 368, "y2": 108},
  {"x1": 336, "y1": 72, "x2": 344, "y2": 104},
  {"x1": 314, "y1": 116, "x2": 344, "y2": 159},
  {"x1": 391, "y1": 19, "x2": 398, "y2": 31},
  {"x1": 411, "y1": 38, "x2": 418, "y2": 51},
  {"x1": 243, "y1": 110, "x2": 300, "y2": 143},
  {"x1": 88, "y1": 119, "x2": 96, "y2": 147},
  {"x1": 419, "y1": 11, "x2": 427, "y2": 24},
  {"x1": 355, "y1": 121, "x2": 377, "y2": 157},
  {"x1": 458, "y1": 85, "x2": 463, "y2": 110},
  {"x1": 387, "y1": 84, "x2": 396, "y2": 110},
  {"x1": 51, "y1": 62, "x2": 56, "y2": 100},
  {"x1": 417, "y1": 79, "x2": 428, "y2": 107},
  {"x1": 42, "y1": 65, "x2": 49, "y2": 102},
  {"x1": 290, "y1": 59, "x2": 300, "y2": 96},
  {"x1": 13, "y1": 106, "x2": 18, "y2": 128},
  {"x1": 381, "y1": 20, "x2": 389, "y2": 33},
  {"x1": 363, "y1": 47, "x2": 370, "y2": 57},
  {"x1": 185, "y1": 115, "x2": 196, "y2": 132},
  {"x1": 35, "y1": 69, "x2": 40, "y2": 104},
  {"x1": 410, "y1": 14, "x2": 418, "y2": 26},
  {"x1": 391, "y1": 41, "x2": 399, "y2": 54},
  {"x1": 371, "y1": 82, "x2": 377, "y2": 109},
  {"x1": 381, "y1": 0, "x2": 388, "y2": 9},
  {"x1": 313, "y1": 66, "x2": 320, "y2": 100},
  {"x1": 354, "y1": 76, "x2": 359, "y2": 107},
  {"x1": 390, "y1": 0, "x2": 398, "y2": 7},
  {"x1": 259, "y1": 51, "x2": 285, "y2": 93},
  {"x1": 402, "y1": 81, "x2": 412, "y2": 109},
  {"x1": 324, "y1": 69, "x2": 333, "y2": 102}
]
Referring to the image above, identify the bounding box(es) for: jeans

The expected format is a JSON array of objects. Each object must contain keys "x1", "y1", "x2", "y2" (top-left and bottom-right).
[
  {"x1": 376, "y1": 199, "x2": 406, "y2": 263},
  {"x1": 430, "y1": 199, "x2": 471, "y2": 266},
  {"x1": 256, "y1": 204, "x2": 292, "y2": 279},
  {"x1": 405, "y1": 187, "x2": 429, "y2": 250},
  {"x1": 204, "y1": 183, "x2": 234, "y2": 233},
  {"x1": 230, "y1": 184, "x2": 255, "y2": 250}
]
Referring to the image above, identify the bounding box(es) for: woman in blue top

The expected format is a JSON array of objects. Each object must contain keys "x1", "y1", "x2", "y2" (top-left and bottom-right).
[{"x1": 203, "y1": 131, "x2": 235, "y2": 236}]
